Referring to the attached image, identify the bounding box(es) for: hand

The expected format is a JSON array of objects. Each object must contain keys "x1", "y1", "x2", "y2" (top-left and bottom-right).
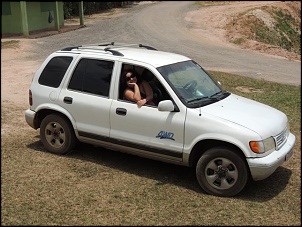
[
  {"x1": 137, "y1": 99, "x2": 147, "y2": 108},
  {"x1": 128, "y1": 82, "x2": 137, "y2": 88}
]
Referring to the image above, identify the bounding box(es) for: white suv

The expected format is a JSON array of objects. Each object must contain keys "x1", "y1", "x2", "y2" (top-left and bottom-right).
[{"x1": 25, "y1": 42, "x2": 296, "y2": 197}]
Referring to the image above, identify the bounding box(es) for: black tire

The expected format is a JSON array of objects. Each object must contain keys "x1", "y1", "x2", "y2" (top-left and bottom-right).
[
  {"x1": 196, "y1": 147, "x2": 248, "y2": 197},
  {"x1": 40, "y1": 113, "x2": 77, "y2": 155}
]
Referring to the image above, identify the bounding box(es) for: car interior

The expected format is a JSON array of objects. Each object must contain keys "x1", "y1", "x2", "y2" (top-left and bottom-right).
[{"x1": 119, "y1": 64, "x2": 170, "y2": 105}]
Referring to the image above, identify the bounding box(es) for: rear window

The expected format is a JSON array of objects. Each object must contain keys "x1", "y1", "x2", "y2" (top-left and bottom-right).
[
  {"x1": 68, "y1": 58, "x2": 114, "y2": 97},
  {"x1": 38, "y1": 56, "x2": 73, "y2": 88}
]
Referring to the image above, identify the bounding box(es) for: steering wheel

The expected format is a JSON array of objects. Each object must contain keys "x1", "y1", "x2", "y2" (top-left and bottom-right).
[{"x1": 183, "y1": 80, "x2": 197, "y2": 92}]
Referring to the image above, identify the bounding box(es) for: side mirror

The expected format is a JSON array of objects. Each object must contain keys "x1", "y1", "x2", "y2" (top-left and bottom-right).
[{"x1": 158, "y1": 100, "x2": 175, "y2": 112}]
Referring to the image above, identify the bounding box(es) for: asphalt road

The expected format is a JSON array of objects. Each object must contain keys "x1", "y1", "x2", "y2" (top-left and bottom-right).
[{"x1": 32, "y1": 1, "x2": 301, "y2": 86}]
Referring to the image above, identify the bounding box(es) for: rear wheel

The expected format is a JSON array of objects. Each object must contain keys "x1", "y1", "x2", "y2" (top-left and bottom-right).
[
  {"x1": 196, "y1": 147, "x2": 248, "y2": 197},
  {"x1": 40, "y1": 114, "x2": 76, "y2": 155}
]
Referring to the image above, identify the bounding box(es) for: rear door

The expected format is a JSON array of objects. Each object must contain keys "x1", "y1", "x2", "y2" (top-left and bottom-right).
[{"x1": 59, "y1": 55, "x2": 117, "y2": 139}]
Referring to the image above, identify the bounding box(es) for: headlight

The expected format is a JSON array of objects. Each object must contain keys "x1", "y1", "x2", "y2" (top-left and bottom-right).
[{"x1": 249, "y1": 137, "x2": 276, "y2": 154}]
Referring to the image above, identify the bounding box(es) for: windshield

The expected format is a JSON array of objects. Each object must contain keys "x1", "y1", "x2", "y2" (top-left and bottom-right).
[{"x1": 157, "y1": 60, "x2": 229, "y2": 107}]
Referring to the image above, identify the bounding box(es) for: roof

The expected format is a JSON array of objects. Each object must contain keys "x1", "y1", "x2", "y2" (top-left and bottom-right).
[{"x1": 58, "y1": 43, "x2": 191, "y2": 68}]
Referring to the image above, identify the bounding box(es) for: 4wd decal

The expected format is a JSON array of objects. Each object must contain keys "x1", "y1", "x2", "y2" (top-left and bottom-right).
[{"x1": 156, "y1": 131, "x2": 175, "y2": 140}]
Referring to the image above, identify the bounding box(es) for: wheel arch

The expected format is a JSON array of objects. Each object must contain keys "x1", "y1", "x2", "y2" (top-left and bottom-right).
[
  {"x1": 34, "y1": 107, "x2": 77, "y2": 132},
  {"x1": 188, "y1": 139, "x2": 249, "y2": 170}
]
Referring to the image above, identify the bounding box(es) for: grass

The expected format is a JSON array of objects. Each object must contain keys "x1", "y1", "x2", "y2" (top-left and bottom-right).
[
  {"x1": 249, "y1": 5, "x2": 300, "y2": 55},
  {"x1": 252, "y1": 8, "x2": 301, "y2": 54},
  {"x1": 198, "y1": 1, "x2": 301, "y2": 56},
  {"x1": 1, "y1": 71, "x2": 301, "y2": 226},
  {"x1": 1, "y1": 2, "x2": 300, "y2": 224},
  {"x1": 1, "y1": 40, "x2": 20, "y2": 49}
]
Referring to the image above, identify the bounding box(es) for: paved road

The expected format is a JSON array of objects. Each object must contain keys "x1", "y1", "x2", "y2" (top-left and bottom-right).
[{"x1": 32, "y1": 1, "x2": 301, "y2": 86}]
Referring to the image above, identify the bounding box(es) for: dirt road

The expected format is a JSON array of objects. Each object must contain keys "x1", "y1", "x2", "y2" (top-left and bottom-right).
[
  {"x1": 127, "y1": 1, "x2": 300, "y2": 86},
  {"x1": 1, "y1": 1, "x2": 301, "y2": 110}
]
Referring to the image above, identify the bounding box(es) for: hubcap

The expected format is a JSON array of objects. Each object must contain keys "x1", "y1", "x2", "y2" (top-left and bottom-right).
[
  {"x1": 205, "y1": 158, "x2": 238, "y2": 190},
  {"x1": 216, "y1": 165, "x2": 228, "y2": 178},
  {"x1": 45, "y1": 122, "x2": 66, "y2": 148}
]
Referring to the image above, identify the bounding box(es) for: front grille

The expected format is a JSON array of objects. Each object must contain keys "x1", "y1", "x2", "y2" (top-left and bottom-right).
[{"x1": 274, "y1": 127, "x2": 289, "y2": 150}]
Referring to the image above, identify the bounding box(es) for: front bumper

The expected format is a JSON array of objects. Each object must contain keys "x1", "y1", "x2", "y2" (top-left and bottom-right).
[{"x1": 247, "y1": 132, "x2": 296, "y2": 181}]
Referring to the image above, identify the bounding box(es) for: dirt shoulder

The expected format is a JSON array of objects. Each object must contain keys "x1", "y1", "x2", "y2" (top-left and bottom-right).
[{"x1": 185, "y1": 1, "x2": 300, "y2": 61}]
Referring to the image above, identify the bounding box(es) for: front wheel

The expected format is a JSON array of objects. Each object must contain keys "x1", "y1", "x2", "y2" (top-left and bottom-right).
[
  {"x1": 40, "y1": 114, "x2": 77, "y2": 155},
  {"x1": 196, "y1": 147, "x2": 248, "y2": 197}
]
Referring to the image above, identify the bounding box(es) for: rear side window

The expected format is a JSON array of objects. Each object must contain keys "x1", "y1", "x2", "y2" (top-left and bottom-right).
[
  {"x1": 38, "y1": 56, "x2": 73, "y2": 88},
  {"x1": 68, "y1": 58, "x2": 114, "y2": 97}
]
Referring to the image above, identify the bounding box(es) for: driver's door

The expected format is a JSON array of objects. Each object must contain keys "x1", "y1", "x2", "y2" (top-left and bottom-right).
[{"x1": 109, "y1": 99, "x2": 185, "y2": 162}]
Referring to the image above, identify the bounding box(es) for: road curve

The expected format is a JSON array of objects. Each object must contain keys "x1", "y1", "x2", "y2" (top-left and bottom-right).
[{"x1": 32, "y1": 1, "x2": 301, "y2": 86}]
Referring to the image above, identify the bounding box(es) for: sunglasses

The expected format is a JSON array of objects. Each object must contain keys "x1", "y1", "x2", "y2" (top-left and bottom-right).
[{"x1": 125, "y1": 74, "x2": 136, "y2": 81}]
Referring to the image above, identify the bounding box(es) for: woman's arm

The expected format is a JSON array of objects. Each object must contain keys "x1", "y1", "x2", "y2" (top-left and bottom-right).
[
  {"x1": 141, "y1": 80, "x2": 153, "y2": 102},
  {"x1": 135, "y1": 80, "x2": 155, "y2": 107},
  {"x1": 124, "y1": 83, "x2": 141, "y2": 102}
]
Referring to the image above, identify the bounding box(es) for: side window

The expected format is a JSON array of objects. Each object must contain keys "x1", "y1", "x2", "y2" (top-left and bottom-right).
[
  {"x1": 68, "y1": 58, "x2": 114, "y2": 97},
  {"x1": 38, "y1": 56, "x2": 73, "y2": 88},
  {"x1": 120, "y1": 64, "x2": 172, "y2": 105}
]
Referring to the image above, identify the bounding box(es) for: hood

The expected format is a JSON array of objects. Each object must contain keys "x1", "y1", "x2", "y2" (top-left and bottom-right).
[{"x1": 200, "y1": 93, "x2": 287, "y2": 137}]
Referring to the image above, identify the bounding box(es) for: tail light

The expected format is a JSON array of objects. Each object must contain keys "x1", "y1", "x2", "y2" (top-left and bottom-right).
[{"x1": 29, "y1": 89, "x2": 32, "y2": 106}]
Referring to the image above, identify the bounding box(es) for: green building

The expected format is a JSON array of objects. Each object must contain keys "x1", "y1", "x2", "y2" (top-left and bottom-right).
[{"x1": 2, "y1": 1, "x2": 83, "y2": 37}]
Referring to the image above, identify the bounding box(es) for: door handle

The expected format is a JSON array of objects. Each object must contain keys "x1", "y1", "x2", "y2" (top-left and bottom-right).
[
  {"x1": 63, "y1": 96, "x2": 73, "y2": 104},
  {"x1": 116, "y1": 108, "x2": 127, "y2": 116}
]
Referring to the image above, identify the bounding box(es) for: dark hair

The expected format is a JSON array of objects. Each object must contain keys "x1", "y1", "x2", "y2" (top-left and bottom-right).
[{"x1": 122, "y1": 69, "x2": 142, "y2": 84}]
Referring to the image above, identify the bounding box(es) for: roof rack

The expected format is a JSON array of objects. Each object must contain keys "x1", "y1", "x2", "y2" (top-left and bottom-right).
[
  {"x1": 60, "y1": 45, "x2": 123, "y2": 56},
  {"x1": 60, "y1": 42, "x2": 113, "y2": 51},
  {"x1": 138, "y1": 44, "x2": 157, "y2": 50},
  {"x1": 61, "y1": 46, "x2": 82, "y2": 51},
  {"x1": 104, "y1": 42, "x2": 157, "y2": 50},
  {"x1": 104, "y1": 48, "x2": 124, "y2": 56},
  {"x1": 60, "y1": 42, "x2": 157, "y2": 56}
]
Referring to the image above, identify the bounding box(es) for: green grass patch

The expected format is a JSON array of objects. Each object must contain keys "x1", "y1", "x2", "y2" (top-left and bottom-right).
[
  {"x1": 198, "y1": 2, "x2": 301, "y2": 56},
  {"x1": 252, "y1": 8, "x2": 301, "y2": 54},
  {"x1": 1, "y1": 71, "x2": 301, "y2": 226}
]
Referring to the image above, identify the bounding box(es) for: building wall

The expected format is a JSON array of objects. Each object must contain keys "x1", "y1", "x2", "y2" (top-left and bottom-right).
[
  {"x1": 2, "y1": 2, "x2": 22, "y2": 34},
  {"x1": 2, "y1": 1, "x2": 64, "y2": 35},
  {"x1": 27, "y1": 2, "x2": 64, "y2": 32}
]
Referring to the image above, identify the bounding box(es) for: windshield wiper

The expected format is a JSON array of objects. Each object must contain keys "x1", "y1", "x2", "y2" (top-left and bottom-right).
[
  {"x1": 187, "y1": 96, "x2": 214, "y2": 104},
  {"x1": 187, "y1": 90, "x2": 230, "y2": 104},
  {"x1": 210, "y1": 91, "x2": 223, "y2": 98},
  {"x1": 210, "y1": 90, "x2": 230, "y2": 99}
]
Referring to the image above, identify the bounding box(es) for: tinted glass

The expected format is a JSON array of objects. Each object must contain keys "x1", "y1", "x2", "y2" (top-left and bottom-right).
[
  {"x1": 38, "y1": 56, "x2": 73, "y2": 88},
  {"x1": 69, "y1": 58, "x2": 114, "y2": 97}
]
